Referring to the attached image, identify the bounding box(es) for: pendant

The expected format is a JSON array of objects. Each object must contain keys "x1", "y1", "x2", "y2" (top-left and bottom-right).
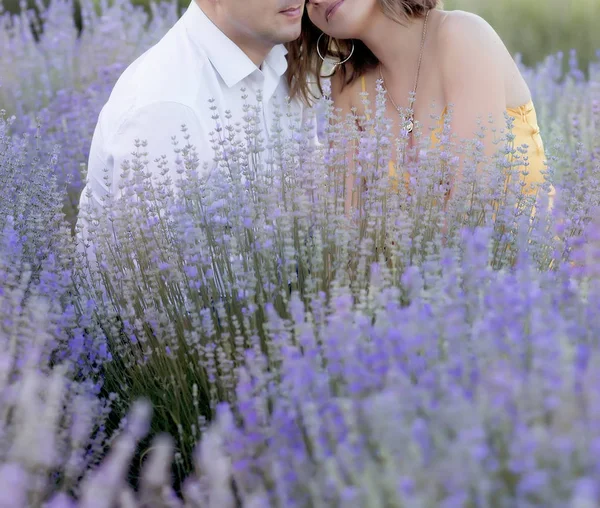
[{"x1": 405, "y1": 118, "x2": 414, "y2": 133}]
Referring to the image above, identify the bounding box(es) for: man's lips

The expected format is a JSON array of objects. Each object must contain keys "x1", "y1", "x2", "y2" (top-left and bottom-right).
[
  {"x1": 280, "y1": 5, "x2": 302, "y2": 16},
  {"x1": 326, "y1": 0, "x2": 345, "y2": 22}
]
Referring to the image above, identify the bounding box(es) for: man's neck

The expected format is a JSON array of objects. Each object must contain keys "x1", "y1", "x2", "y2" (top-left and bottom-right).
[{"x1": 196, "y1": 0, "x2": 272, "y2": 68}]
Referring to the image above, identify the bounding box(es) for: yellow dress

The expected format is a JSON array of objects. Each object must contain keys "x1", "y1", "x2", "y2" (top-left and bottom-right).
[{"x1": 359, "y1": 76, "x2": 547, "y2": 195}]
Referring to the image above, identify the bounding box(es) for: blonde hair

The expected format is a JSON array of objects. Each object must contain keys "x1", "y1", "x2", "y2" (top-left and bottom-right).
[{"x1": 286, "y1": 0, "x2": 443, "y2": 104}]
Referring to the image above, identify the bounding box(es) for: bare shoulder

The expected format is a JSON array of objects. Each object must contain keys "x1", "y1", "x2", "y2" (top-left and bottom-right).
[
  {"x1": 434, "y1": 10, "x2": 532, "y2": 107},
  {"x1": 436, "y1": 10, "x2": 506, "y2": 59}
]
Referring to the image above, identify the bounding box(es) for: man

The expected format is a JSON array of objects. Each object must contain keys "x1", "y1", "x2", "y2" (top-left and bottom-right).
[{"x1": 77, "y1": 0, "x2": 310, "y2": 236}]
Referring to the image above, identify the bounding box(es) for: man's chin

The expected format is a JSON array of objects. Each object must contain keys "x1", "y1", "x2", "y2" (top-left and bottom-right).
[{"x1": 275, "y1": 26, "x2": 302, "y2": 44}]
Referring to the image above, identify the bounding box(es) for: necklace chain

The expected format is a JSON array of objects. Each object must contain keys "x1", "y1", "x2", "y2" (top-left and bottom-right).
[{"x1": 379, "y1": 8, "x2": 430, "y2": 133}]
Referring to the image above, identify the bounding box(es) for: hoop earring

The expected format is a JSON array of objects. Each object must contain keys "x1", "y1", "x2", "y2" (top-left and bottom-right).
[{"x1": 316, "y1": 32, "x2": 355, "y2": 68}]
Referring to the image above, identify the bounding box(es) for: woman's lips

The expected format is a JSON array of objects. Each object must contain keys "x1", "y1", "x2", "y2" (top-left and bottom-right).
[{"x1": 326, "y1": 0, "x2": 345, "y2": 22}]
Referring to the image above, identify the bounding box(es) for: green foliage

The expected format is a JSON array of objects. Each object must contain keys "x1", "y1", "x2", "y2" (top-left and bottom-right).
[{"x1": 445, "y1": 0, "x2": 600, "y2": 71}]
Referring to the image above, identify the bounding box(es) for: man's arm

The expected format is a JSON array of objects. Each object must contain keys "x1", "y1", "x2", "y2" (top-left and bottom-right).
[
  {"x1": 76, "y1": 101, "x2": 211, "y2": 257},
  {"x1": 87, "y1": 101, "x2": 210, "y2": 205}
]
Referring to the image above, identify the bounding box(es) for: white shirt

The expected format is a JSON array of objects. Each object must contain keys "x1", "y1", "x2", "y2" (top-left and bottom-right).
[{"x1": 77, "y1": 0, "x2": 315, "y2": 234}]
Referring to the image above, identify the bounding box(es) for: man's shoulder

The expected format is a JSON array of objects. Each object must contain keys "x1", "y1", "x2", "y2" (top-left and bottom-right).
[{"x1": 104, "y1": 22, "x2": 209, "y2": 122}]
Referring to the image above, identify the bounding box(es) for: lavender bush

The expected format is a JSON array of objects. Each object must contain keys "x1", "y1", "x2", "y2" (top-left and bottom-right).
[
  {"x1": 0, "y1": 112, "x2": 114, "y2": 505},
  {"x1": 70, "y1": 80, "x2": 598, "y2": 501},
  {"x1": 2, "y1": 0, "x2": 600, "y2": 505},
  {"x1": 0, "y1": 0, "x2": 179, "y2": 224}
]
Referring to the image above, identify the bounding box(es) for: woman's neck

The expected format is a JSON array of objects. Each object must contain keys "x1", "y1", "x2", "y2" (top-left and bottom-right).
[{"x1": 359, "y1": 10, "x2": 431, "y2": 78}]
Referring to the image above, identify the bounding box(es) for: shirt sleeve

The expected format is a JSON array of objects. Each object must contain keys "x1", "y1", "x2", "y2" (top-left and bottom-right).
[
  {"x1": 94, "y1": 101, "x2": 212, "y2": 202},
  {"x1": 76, "y1": 101, "x2": 213, "y2": 260}
]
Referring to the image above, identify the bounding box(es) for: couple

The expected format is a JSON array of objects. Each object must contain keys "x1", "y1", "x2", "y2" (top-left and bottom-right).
[{"x1": 78, "y1": 0, "x2": 549, "y2": 227}]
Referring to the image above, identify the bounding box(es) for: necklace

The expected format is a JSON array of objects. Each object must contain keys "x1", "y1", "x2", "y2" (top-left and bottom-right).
[{"x1": 378, "y1": 8, "x2": 430, "y2": 134}]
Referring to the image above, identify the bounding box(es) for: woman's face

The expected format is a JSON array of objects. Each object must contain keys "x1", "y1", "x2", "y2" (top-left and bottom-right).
[{"x1": 306, "y1": 0, "x2": 379, "y2": 40}]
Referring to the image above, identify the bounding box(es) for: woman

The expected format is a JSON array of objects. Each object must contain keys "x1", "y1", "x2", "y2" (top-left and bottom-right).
[{"x1": 286, "y1": 0, "x2": 553, "y2": 209}]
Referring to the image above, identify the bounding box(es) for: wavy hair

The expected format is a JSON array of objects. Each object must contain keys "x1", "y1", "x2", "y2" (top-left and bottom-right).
[{"x1": 286, "y1": 0, "x2": 442, "y2": 104}]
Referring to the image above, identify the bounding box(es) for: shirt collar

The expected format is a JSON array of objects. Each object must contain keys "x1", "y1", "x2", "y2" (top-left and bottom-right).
[{"x1": 182, "y1": 0, "x2": 289, "y2": 88}]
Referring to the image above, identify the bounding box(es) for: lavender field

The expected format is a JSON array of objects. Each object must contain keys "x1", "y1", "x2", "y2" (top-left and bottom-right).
[{"x1": 2, "y1": 0, "x2": 600, "y2": 506}]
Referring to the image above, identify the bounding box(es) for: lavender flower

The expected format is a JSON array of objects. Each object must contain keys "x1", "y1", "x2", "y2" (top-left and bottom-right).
[{"x1": 2, "y1": 0, "x2": 600, "y2": 505}]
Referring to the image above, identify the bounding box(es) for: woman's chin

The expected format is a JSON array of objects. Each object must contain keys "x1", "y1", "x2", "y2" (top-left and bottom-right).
[{"x1": 320, "y1": 28, "x2": 356, "y2": 41}]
